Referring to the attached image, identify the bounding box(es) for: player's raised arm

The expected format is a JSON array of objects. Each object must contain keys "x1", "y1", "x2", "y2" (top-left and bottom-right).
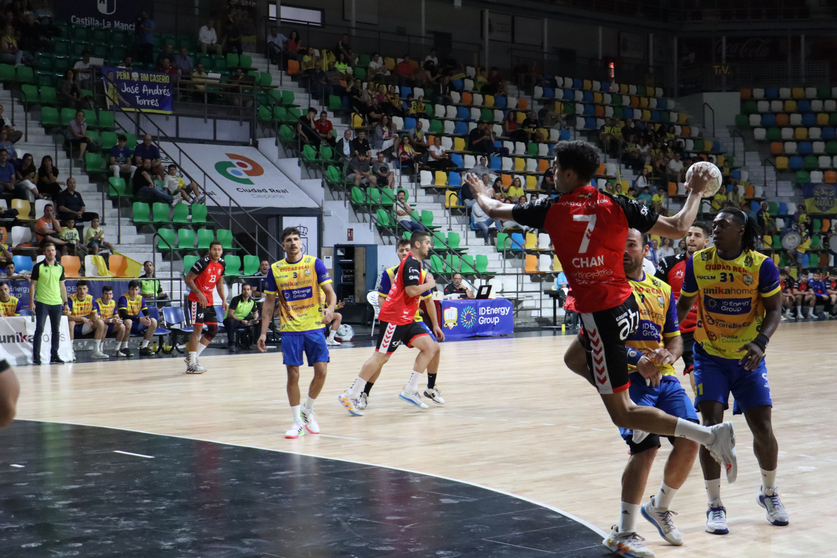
[
  {"x1": 464, "y1": 173, "x2": 515, "y2": 221},
  {"x1": 648, "y1": 166, "x2": 712, "y2": 239}
]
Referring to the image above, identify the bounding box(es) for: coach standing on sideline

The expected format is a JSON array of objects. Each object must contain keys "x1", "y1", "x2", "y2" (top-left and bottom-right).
[{"x1": 29, "y1": 242, "x2": 68, "y2": 365}]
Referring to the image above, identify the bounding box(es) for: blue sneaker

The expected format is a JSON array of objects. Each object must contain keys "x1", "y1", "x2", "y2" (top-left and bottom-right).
[
  {"x1": 705, "y1": 506, "x2": 729, "y2": 535},
  {"x1": 757, "y1": 488, "x2": 789, "y2": 526},
  {"x1": 338, "y1": 391, "x2": 364, "y2": 416}
]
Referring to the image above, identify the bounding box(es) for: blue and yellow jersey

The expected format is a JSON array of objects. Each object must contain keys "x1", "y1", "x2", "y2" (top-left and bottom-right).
[
  {"x1": 627, "y1": 272, "x2": 680, "y2": 377},
  {"x1": 264, "y1": 255, "x2": 332, "y2": 334},
  {"x1": 377, "y1": 264, "x2": 432, "y2": 323},
  {"x1": 0, "y1": 296, "x2": 21, "y2": 317},
  {"x1": 117, "y1": 294, "x2": 147, "y2": 318},
  {"x1": 681, "y1": 247, "x2": 780, "y2": 360},
  {"x1": 68, "y1": 294, "x2": 98, "y2": 318},
  {"x1": 96, "y1": 298, "x2": 116, "y2": 319}
]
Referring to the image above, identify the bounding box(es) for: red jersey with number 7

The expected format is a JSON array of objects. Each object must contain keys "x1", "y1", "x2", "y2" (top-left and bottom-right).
[
  {"x1": 512, "y1": 185, "x2": 659, "y2": 313},
  {"x1": 187, "y1": 256, "x2": 226, "y2": 305}
]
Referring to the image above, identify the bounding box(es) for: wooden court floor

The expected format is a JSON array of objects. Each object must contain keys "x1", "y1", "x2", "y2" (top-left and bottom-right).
[{"x1": 14, "y1": 322, "x2": 837, "y2": 557}]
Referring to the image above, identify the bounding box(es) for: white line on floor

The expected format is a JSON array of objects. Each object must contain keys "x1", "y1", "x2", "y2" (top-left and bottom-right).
[
  {"x1": 114, "y1": 450, "x2": 155, "y2": 459},
  {"x1": 318, "y1": 434, "x2": 361, "y2": 441}
]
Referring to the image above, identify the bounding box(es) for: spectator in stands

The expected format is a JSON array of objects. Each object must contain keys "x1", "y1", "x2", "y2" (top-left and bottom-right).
[
  {"x1": 667, "y1": 152, "x2": 684, "y2": 183},
  {"x1": 174, "y1": 47, "x2": 194, "y2": 76},
  {"x1": 84, "y1": 214, "x2": 115, "y2": 256},
  {"x1": 118, "y1": 55, "x2": 133, "y2": 69},
  {"x1": 37, "y1": 155, "x2": 62, "y2": 200},
  {"x1": 366, "y1": 97, "x2": 383, "y2": 125},
  {"x1": 460, "y1": 175, "x2": 475, "y2": 209},
  {"x1": 507, "y1": 177, "x2": 525, "y2": 199},
  {"x1": 35, "y1": 204, "x2": 66, "y2": 249},
  {"x1": 72, "y1": 50, "x2": 92, "y2": 88},
  {"x1": 0, "y1": 105, "x2": 21, "y2": 144},
  {"x1": 164, "y1": 164, "x2": 202, "y2": 205},
  {"x1": 538, "y1": 102, "x2": 564, "y2": 129},
  {"x1": 436, "y1": 75, "x2": 453, "y2": 105},
  {"x1": 224, "y1": 283, "x2": 260, "y2": 352},
  {"x1": 0, "y1": 149, "x2": 24, "y2": 201},
  {"x1": 59, "y1": 218, "x2": 79, "y2": 256},
  {"x1": 711, "y1": 187, "x2": 727, "y2": 213},
  {"x1": 658, "y1": 237, "x2": 676, "y2": 260},
  {"x1": 407, "y1": 120, "x2": 429, "y2": 154},
  {"x1": 139, "y1": 261, "x2": 169, "y2": 304},
  {"x1": 521, "y1": 111, "x2": 545, "y2": 142},
  {"x1": 56, "y1": 177, "x2": 91, "y2": 224},
  {"x1": 314, "y1": 111, "x2": 336, "y2": 147},
  {"x1": 470, "y1": 155, "x2": 491, "y2": 177},
  {"x1": 469, "y1": 121, "x2": 509, "y2": 156},
  {"x1": 0, "y1": 129, "x2": 19, "y2": 169},
  {"x1": 336, "y1": 33, "x2": 354, "y2": 64},
  {"x1": 372, "y1": 115, "x2": 398, "y2": 152},
  {"x1": 652, "y1": 188, "x2": 665, "y2": 215},
  {"x1": 156, "y1": 43, "x2": 176, "y2": 68},
  {"x1": 198, "y1": 20, "x2": 222, "y2": 55},
  {"x1": 503, "y1": 111, "x2": 528, "y2": 143},
  {"x1": 190, "y1": 63, "x2": 209, "y2": 100},
  {"x1": 372, "y1": 152, "x2": 394, "y2": 188},
  {"x1": 316, "y1": 61, "x2": 344, "y2": 99},
  {"x1": 794, "y1": 204, "x2": 810, "y2": 229},
  {"x1": 223, "y1": 15, "x2": 243, "y2": 56},
  {"x1": 397, "y1": 140, "x2": 420, "y2": 168},
  {"x1": 395, "y1": 190, "x2": 423, "y2": 232},
  {"x1": 335, "y1": 129, "x2": 353, "y2": 161},
  {"x1": 635, "y1": 167, "x2": 649, "y2": 191},
  {"x1": 368, "y1": 53, "x2": 387, "y2": 80},
  {"x1": 348, "y1": 152, "x2": 373, "y2": 186},
  {"x1": 424, "y1": 49, "x2": 439, "y2": 66},
  {"x1": 15, "y1": 152, "x2": 40, "y2": 200},
  {"x1": 351, "y1": 130, "x2": 370, "y2": 156},
  {"x1": 17, "y1": 12, "x2": 45, "y2": 53},
  {"x1": 647, "y1": 238, "x2": 659, "y2": 264},
  {"x1": 427, "y1": 136, "x2": 456, "y2": 171},
  {"x1": 541, "y1": 167, "x2": 555, "y2": 195},
  {"x1": 136, "y1": 12, "x2": 155, "y2": 64},
  {"x1": 0, "y1": 280, "x2": 20, "y2": 314},
  {"x1": 381, "y1": 85, "x2": 401, "y2": 117},
  {"x1": 394, "y1": 55, "x2": 415, "y2": 86},
  {"x1": 227, "y1": 67, "x2": 254, "y2": 107},
  {"x1": 471, "y1": 191, "x2": 502, "y2": 244},
  {"x1": 297, "y1": 107, "x2": 321, "y2": 145},
  {"x1": 444, "y1": 274, "x2": 473, "y2": 299},
  {"x1": 247, "y1": 259, "x2": 271, "y2": 299},
  {"x1": 621, "y1": 119, "x2": 638, "y2": 143},
  {"x1": 0, "y1": 24, "x2": 25, "y2": 67},
  {"x1": 109, "y1": 135, "x2": 136, "y2": 179},
  {"x1": 66, "y1": 110, "x2": 93, "y2": 163},
  {"x1": 266, "y1": 26, "x2": 287, "y2": 64},
  {"x1": 757, "y1": 201, "x2": 777, "y2": 235},
  {"x1": 404, "y1": 94, "x2": 428, "y2": 119},
  {"x1": 58, "y1": 69, "x2": 83, "y2": 109},
  {"x1": 133, "y1": 158, "x2": 173, "y2": 204},
  {"x1": 637, "y1": 185, "x2": 652, "y2": 207},
  {"x1": 133, "y1": 135, "x2": 164, "y2": 178},
  {"x1": 284, "y1": 30, "x2": 303, "y2": 62},
  {"x1": 474, "y1": 67, "x2": 488, "y2": 92},
  {"x1": 485, "y1": 67, "x2": 507, "y2": 96},
  {"x1": 349, "y1": 78, "x2": 368, "y2": 115}
]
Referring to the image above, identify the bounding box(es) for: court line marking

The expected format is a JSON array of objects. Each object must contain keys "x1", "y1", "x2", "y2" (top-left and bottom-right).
[
  {"x1": 113, "y1": 450, "x2": 155, "y2": 459},
  {"x1": 317, "y1": 434, "x2": 361, "y2": 441},
  {"x1": 22, "y1": 418, "x2": 608, "y2": 537}
]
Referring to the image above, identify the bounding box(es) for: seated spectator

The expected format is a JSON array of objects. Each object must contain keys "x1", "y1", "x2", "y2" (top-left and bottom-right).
[
  {"x1": 404, "y1": 94, "x2": 428, "y2": 119},
  {"x1": 0, "y1": 128, "x2": 19, "y2": 169},
  {"x1": 156, "y1": 43, "x2": 175, "y2": 68},
  {"x1": 284, "y1": 30, "x2": 303, "y2": 62},
  {"x1": 538, "y1": 102, "x2": 564, "y2": 129},
  {"x1": 224, "y1": 283, "x2": 260, "y2": 352},
  {"x1": 37, "y1": 155, "x2": 63, "y2": 200},
  {"x1": 139, "y1": 261, "x2": 170, "y2": 304},
  {"x1": 757, "y1": 201, "x2": 777, "y2": 235},
  {"x1": 73, "y1": 50, "x2": 93, "y2": 88},
  {"x1": 117, "y1": 280, "x2": 158, "y2": 357},
  {"x1": 133, "y1": 158, "x2": 173, "y2": 204},
  {"x1": 349, "y1": 78, "x2": 369, "y2": 115},
  {"x1": 470, "y1": 155, "x2": 491, "y2": 177},
  {"x1": 266, "y1": 26, "x2": 287, "y2": 63},
  {"x1": 351, "y1": 130, "x2": 370, "y2": 156},
  {"x1": 223, "y1": 15, "x2": 243, "y2": 56},
  {"x1": 117, "y1": 55, "x2": 134, "y2": 69},
  {"x1": 314, "y1": 111, "x2": 336, "y2": 147},
  {"x1": 0, "y1": 24, "x2": 26, "y2": 67},
  {"x1": 427, "y1": 136, "x2": 457, "y2": 171},
  {"x1": 66, "y1": 110, "x2": 94, "y2": 162},
  {"x1": 133, "y1": 135, "x2": 164, "y2": 178},
  {"x1": 485, "y1": 67, "x2": 507, "y2": 96},
  {"x1": 17, "y1": 12, "x2": 46, "y2": 53},
  {"x1": 0, "y1": 230, "x2": 12, "y2": 265},
  {"x1": 248, "y1": 259, "x2": 271, "y2": 299},
  {"x1": 348, "y1": 152, "x2": 373, "y2": 186},
  {"x1": 109, "y1": 134, "x2": 136, "y2": 179},
  {"x1": 424, "y1": 49, "x2": 439, "y2": 66},
  {"x1": 300, "y1": 48, "x2": 317, "y2": 73},
  {"x1": 394, "y1": 55, "x2": 415, "y2": 86},
  {"x1": 56, "y1": 177, "x2": 91, "y2": 224},
  {"x1": 190, "y1": 63, "x2": 209, "y2": 99},
  {"x1": 95, "y1": 285, "x2": 128, "y2": 349},
  {"x1": 503, "y1": 111, "x2": 528, "y2": 142},
  {"x1": 384, "y1": 85, "x2": 402, "y2": 117},
  {"x1": 372, "y1": 115, "x2": 398, "y2": 151},
  {"x1": 163, "y1": 164, "x2": 203, "y2": 205},
  {"x1": 507, "y1": 177, "x2": 525, "y2": 199},
  {"x1": 658, "y1": 237, "x2": 676, "y2": 260},
  {"x1": 335, "y1": 129, "x2": 353, "y2": 160},
  {"x1": 0, "y1": 281, "x2": 21, "y2": 316},
  {"x1": 794, "y1": 204, "x2": 810, "y2": 229},
  {"x1": 647, "y1": 238, "x2": 659, "y2": 264},
  {"x1": 58, "y1": 69, "x2": 83, "y2": 109},
  {"x1": 635, "y1": 167, "x2": 650, "y2": 190},
  {"x1": 469, "y1": 121, "x2": 509, "y2": 156},
  {"x1": 84, "y1": 214, "x2": 115, "y2": 256},
  {"x1": 472, "y1": 191, "x2": 502, "y2": 244},
  {"x1": 407, "y1": 120, "x2": 429, "y2": 153},
  {"x1": 297, "y1": 107, "x2": 321, "y2": 145},
  {"x1": 15, "y1": 152, "x2": 42, "y2": 200},
  {"x1": 542, "y1": 168, "x2": 555, "y2": 195},
  {"x1": 336, "y1": 33, "x2": 354, "y2": 64},
  {"x1": 173, "y1": 47, "x2": 194, "y2": 76},
  {"x1": 521, "y1": 111, "x2": 544, "y2": 143},
  {"x1": 66, "y1": 280, "x2": 108, "y2": 358},
  {"x1": 444, "y1": 274, "x2": 473, "y2": 299},
  {"x1": 366, "y1": 97, "x2": 384, "y2": 125},
  {"x1": 59, "y1": 217, "x2": 79, "y2": 256},
  {"x1": 371, "y1": 152, "x2": 394, "y2": 188},
  {"x1": 622, "y1": 119, "x2": 639, "y2": 143},
  {"x1": 198, "y1": 20, "x2": 222, "y2": 55},
  {"x1": 397, "y1": 140, "x2": 420, "y2": 168},
  {"x1": 436, "y1": 75, "x2": 453, "y2": 104},
  {"x1": 394, "y1": 190, "x2": 423, "y2": 232},
  {"x1": 35, "y1": 203, "x2": 67, "y2": 248},
  {"x1": 227, "y1": 67, "x2": 254, "y2": 107},
  {"x1": 667, "y1": 152, "x2": 684, "y2": 183},
  {"x1": 367, "y1": 53, "x2": 389, "y2": 81},
  {"x1": 651, "y1": 189, "x2": 665, "y2": 215},
  {"x1": 711, "y1": 188, "x2": 727, "y2": 212},
  {"x1": 0, "y1": 149, "x2": 24, "y2": 200},
  {"x1": 637, "y1": 186, "x2": 652, "y2": 207},
  {"x1": 0, "y1": 105, "x2": 21, "y2": 143}
]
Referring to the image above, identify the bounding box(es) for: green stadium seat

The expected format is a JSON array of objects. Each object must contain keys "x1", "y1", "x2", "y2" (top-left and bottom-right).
[
  {"x1": 156, "y1": 228, "x2": 176, "y2": 251},
  {"x1": 196, "y1": 228, "x2": 214, "y2": 249},
  {"x1": 224, "y1": 255, "x2": 242, "y2": 276},
  {"x1": 217, "y1": 229, "x2": 234, "y2": 249},
  {"x1": 172, "y1": 203, "x2": 190, "y2": 224},
  {"x1": 152, "y1": 202, "x2": 171, "y2": 223},
  {"x1": 242, "y1": 255, "x2": 260, "y2": 276},
  {"x1": 191, "y1": 204, "x2": 208, "y2": 224},
  {"x1": 132, "y1": 202, "x2": 151, "y2": 224},
  {"x1": 177, "y1": 228, "x2": 196, "y2": 250}
]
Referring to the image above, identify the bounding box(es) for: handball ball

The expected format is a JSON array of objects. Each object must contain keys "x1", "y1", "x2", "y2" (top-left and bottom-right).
[{"x1": 685, "y1": 161, "x2": 723, "y2": 198}]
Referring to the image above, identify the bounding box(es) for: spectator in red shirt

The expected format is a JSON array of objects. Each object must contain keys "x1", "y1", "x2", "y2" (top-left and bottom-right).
[
  {"x1": 314, "y1": 111, "x2": 336, "y2": 147},
  {"x1": 395, "y1": 55, "x2": 415, "y2": 87},
  {"x1": 485, "y1": 67, "x2": 507, "y2": 96}
]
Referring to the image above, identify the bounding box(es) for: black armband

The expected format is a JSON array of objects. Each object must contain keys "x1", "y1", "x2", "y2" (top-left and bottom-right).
[{"x1": 752, "y1": 333, "x2": 770, "y2": 352}]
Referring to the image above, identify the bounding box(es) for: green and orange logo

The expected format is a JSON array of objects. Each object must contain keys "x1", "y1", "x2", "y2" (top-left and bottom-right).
[{"x1": 215, "y1": 154, "x2": 264, "y2": 185}]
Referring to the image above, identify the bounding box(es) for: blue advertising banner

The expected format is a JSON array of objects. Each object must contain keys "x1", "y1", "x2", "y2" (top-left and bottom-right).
[
  {"x1": 55, "y1": 0, "x2": 154, "y2": 31},
  {"x1": 802, "y1": 183, "x2": 837, "y2": 214},
  {"x1": 6, "y1": 279, "x2": 142, "y2": 307},
  {"x1": 440, "y1": 299, "x2": 514, "y2": 339},
  {"x1": 103, "y1": 67, "x2": 174, "y2": 114}
]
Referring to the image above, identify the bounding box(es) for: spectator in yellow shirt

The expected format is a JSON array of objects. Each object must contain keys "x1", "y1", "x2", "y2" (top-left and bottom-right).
[{"x1": 507, "y1": 177, "x2": 525, "y2": 199}]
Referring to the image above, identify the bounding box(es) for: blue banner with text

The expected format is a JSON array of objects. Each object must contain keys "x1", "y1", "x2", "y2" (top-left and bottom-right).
[
  {"x1": 103, "y1": 66, "x2": 174, "y2": 114},
  {"x1": 440, "y1": 299, "x2": 514, "y2": 339}
]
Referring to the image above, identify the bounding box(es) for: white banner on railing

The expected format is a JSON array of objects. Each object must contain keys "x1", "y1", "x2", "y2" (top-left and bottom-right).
[
  {"x1": 0, "y1": 316, "x2": 73, "y2": 366},
  {"x1": 160, "y1": 143, "x2": 318, "y2": 209}
]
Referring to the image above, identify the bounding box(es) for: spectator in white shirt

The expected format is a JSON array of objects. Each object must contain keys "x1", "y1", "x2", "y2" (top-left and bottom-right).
[
  {"x1": 73, "y1": 50, "x2": 93, "y2": 87},
  {"x1": 427, "y1": 136, "x2": 457, "y2": 171},
  {"x1": 198, "y1": 20, "x2": 222, "y2": 55},
  {"x1": 424, "y1": 49, "x2": 438, "y2": 66},
  {"x1": 368, "y1": 53, "x2": 389, "y2": 79},
  {"x1": 667, "y1": 152, "x2": 684, "y2": 182},
  {"x1": 267, "y1": 26, "x2": 287, "y2": 63}
]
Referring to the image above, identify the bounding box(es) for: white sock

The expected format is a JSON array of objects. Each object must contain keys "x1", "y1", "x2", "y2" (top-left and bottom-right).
[
  {"x1": 196, "y1": 343, "x2": 208, "y2": 356},
  {"x1": 304, "y1": 396, "x2": 315, "y2": 412},
  {"x1": 327, "y1": 329, "x2": 336, "y2": 340},
  {"x1": 705, "y1": 478, "x2": 723, "y2": 507},
  {"x1": 406, "y1": 371, "x2": 422, "y2": 393},
  {"x1": 119, "y1": 341, "x2": 127, "y2": 349},
  {"x1": 796, "y1": 305, "x2": 802, "y2": 316},
  {"x1": 761, "y1": 468, "x2": 778, "y2": 495},
  {"x1": 674, "y1": 418, "x2": 716, "y2": 446},
  {"x1": 618, "y1": 502, "x2": 640, "y2": 534},
  {"x1": 96, "y1": 340, "x2": 103, "y2": 351},
  {"x1": 347, "y1": 376, "x2": 365, "y2": 398},
  {"x1": 655, "y1": 481, "x2": 678, "y2": 510},
  {"x1": 141, "y1": 340, "x2": 149, "y2": 348},
  {"x1": 291, "y1": 405, "x2": 301, "y2": 422},
  {"x1": 188, "y1": 351, "x2": 197, "y2": 365}
]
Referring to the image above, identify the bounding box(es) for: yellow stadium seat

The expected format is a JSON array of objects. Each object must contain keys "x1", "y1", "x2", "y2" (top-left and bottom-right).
[
  {"x1": 594, "y1": 92, "x2": 603, "y2": 104},
  {"x1": 795, "y1": 127, "x2": 807, "y2": 140},
  {"x1": 640, "y1": 97, "x2": 649, "y2": 108},
  {"x1": 763, "y1": 235, "x2": 773, "y2": 247},
  {"x1": 678, "y1": 113, "x2": 688, "y2": 123},
  {"x1": 434, "y1": 171, "x2": 448, "y2": 185},
  {"x1": 516, "y1": 111, "x2": 526, "y2": 124},
  {"x1": 483, "y1": 95, "x2": 494, "y2": 107},
  {"x1": 352, "y1": 113, "x2": 364, "y2": 127},
  {"x1": 619, "y1": 179, "x2": 630, "y2": 193},
  {"x1": 553, "y1": 256, "x2": 563, "y2": 272},
  {"x1": 514, "y1": 158, "x2": 525, "y2": 171},
  {"x1": 642, "y1": 109, "x2": 651, "y2": 121},
  {"x1": 525, "y1": 233, "x2": 538, "y2": 250},
  {"x1": 620, "y1": 84, "x2": 629, "y2": 94},
  {"x1": 716, "y1": 155, "x2": 726, "y2": 166},
  {"x1": 454, "y1": 137, "x2": 466, "y2": 151},
  {"x1": 792, "y1": 87, "x2": 805, "y2": 99},
  {"x1": 784, "y1": 100, "x2": 797, "y2": 112},
  {"x1": 525, "y1": 176, "x2": 537, "y2": 190},
  {"x1": 583, "y1": 79, "x2": 592, "y2": 90},
  {"x1": 817, "y1": 113, "x2": 829, "y2": 125},
  {"x1": 445, "y1": 190, "x2": 462, "y2": 209}
]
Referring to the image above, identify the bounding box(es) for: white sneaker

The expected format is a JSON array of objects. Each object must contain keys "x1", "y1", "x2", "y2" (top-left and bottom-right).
[
  {"x1": 91, "y1": 350, "x2": 110, "y2": 359},
  {"x1": 641, "y1": 495, "x2": 683, "y2": 546},
  {"x1": 356, "y1": 392, "x2": 368, "y2": 411},
  {"x1": 602, "y1": 526, "x2": 655, "y2": 558},
  {"x1": 338, "y1": 391, "x2": 364, "y2": 416},
  {"x1": 757, "y1": 487, "x2": 789, "y2": 526},
  {"x1": 300, "y1": 406, "x2": 320, "y2": 434},
  {"x1": 707, "y1": 422, "x2": 737, "y2": 484},
  {"x1": 326, "y1": 336, "x2": 341, "y2": 346},
  {"x1": 398, "y1": 390, "x2": 429, "y2": 409},
  {"x1": 423, "y1": 387, "x2": 445, "y2": 405},
  {"x1": 285, "y1": 420, "x2": 305, "y2": 439},
  {"x1": 186, "y1": 362, "x2": 207, "y2": 374},
  {"x1": 705, "y1": 506, "x2": 729, "y2": 535}
]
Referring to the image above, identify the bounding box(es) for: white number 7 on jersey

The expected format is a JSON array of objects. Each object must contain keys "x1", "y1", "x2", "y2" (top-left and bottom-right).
[{"x1": 573, "y1": 214, "x2": 597, "y2": 254}]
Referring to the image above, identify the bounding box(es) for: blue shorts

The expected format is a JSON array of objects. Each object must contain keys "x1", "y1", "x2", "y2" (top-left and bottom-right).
[
  {"x1": 281, "y1": 330, "x2": 330, "y2": 367},
  {"x1": 619, "y1": 374, "x2": 698, "y2": 452},
  {"x1": 693, "y1": 345, "x2": 772, "y2": 415},
  {"x1": 130, "y1": 321, "x2": 148, "y2": 335}
]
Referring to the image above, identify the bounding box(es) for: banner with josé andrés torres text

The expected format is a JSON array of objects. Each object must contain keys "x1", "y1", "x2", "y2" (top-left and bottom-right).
[{"x1": 103, "y1": 67, "x2": 174, "y2": 114}]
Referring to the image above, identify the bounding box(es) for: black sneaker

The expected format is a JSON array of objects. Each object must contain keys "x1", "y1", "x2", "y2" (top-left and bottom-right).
[
  {"x1": 32, "y1": 358, "x2": 41, "y2": 365},
  {"x1": 228, "y1": 345, "x2": 239, "y2": 353},
  {"x1": 50, "y1": 355, "x2": 65, "y2": 364},
  {"x1": 139, "y1": 347, "x2": 153, "y2": 357},
  {"x1": 119, "y1": 347, "x2": 134, "y2": 358}
]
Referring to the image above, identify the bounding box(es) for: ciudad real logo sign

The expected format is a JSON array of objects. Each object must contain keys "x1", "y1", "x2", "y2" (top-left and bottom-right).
[{"x1": 214, "y1": 154, "x2": 265, "y2": 185}]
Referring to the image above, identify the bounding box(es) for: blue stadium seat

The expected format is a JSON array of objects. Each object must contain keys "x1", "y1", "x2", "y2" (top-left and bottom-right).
[
  {"x1": 731, "y1": 170, "x2": 741, "y2": 180},
  {"x1": 543, "y1": 88, "x2": 555, "y2": 99},
  {"x1": 510, "y1": 233, "x2": 525, "y2": 251},
  {"x1": 712, "y1": 141, "x2": 721, "y2": 152},
  {"x1": 789, "y1": 156, "x2": 804, "y2": 170},
  {"x1": 494, "y1": 96, "x2": 507, "y2": 108},
  {"x1": 404, "y1": 117, "x2": 416, "y2": 130},
  {"x1": 823, "y1": 127, "x2": 836, "y2": 140},
  {"x1": 582, "y1": 91, "x2": 594, "y2": 103},
  {"x1": 802, "y1": 113, "x2": 816, "y2": 127},
  {"x1": 454, "y1": 121, "x2": 467, "y2": 135},
  {"x1": 341, "y1": 96, "x2": 351, "y2": 111},
  {"x1": 726, "y1": 184, "x2": 734, "y2": 193},
  {"x1": 583, "y1": 104, "x2": 595, "y2": 116},
  {"x1": 450, "y1": 154, "x2": 463, "y2": 167},
  {"x1": 559, "y1": 130, "x2": 571, "y2": 141},
  {"x1": 798, "y1": 100, "x2": 811, "y2": 113},
  {"x1": 584, "y1": 117, "x2": 597, "y2": 129},
  {"x1": 490, "y1": 157, "x2": 501, "y2": 170},
  {"x1": 798, "y1": 142, "x2": 813, "y2": 155},
  {"x1": 12, "y1": 255, "x2": 32, "y2": 272},
  {"x1": 765, "y1": 88, "x2": 779, "y2": 100},
  {"x1": 651, "y1": 110, "x2": 660, "y2": 122},
  {"x1": 448, "y1": 173, "x2": 461, "y2": 187},
  {"x1": 400, "y1": 86, "x2": 412, "y2": 99},
  {"x1": 457, "y1": 106, "x2": 469, "y2": 120},
  {"x1": 562, "y1": 89, "x2": 574, "y2": 101},
  {"x1": 451, "y1": 79, "x2": 463, "y2": 91},
  {"x1": 572, "y1": 78, "x2": 583, "y2": 89},
  {"x1": 750, "y1": 201, "x2": 760, "y2": 212},
  {"x1": 599, "y1": 81, "x2": 610, "y2": 92},
  {"x1": 778, "y1": 202, "x2": 788, "y2": 215},
  {"x1": 761, "y1": 113, "x2": 777, "y2": 127}
]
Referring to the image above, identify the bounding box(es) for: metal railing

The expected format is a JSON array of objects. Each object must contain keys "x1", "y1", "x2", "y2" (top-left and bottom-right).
[
  {"x1": 703, "y1": 102, "x2": 715, "y2": 139},
  {"x1": 731, "y1": 129, "x2": 747, "y2": 167},
  {"x1": 763, "y1": 158, "x2": 778, "y2": 197}
]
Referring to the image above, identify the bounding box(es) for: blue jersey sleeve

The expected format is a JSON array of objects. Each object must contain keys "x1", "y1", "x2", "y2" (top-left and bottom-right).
[
  {"x1": 377, "y1": 270, "x2": 392, "y2": 297},
  {"x1": 314, "y1": 258, "x2": 331, "y2": 284},
  {"x1": 263, "y1": 269, "x2": 278, "y2": 294},
  {"x1": 67, "y1": 298, "x2": 74, "y2": 313},
  {"x1": 92, "y1": 300, "x2": 100, "y2": 314},
  {"x1": 663, "y1": 289, "x2": 680, "y2": 336},
  {"x1": 117, "y1": 295, "x2": 128, "y2": 311},
  {"x1": 680, "y1": 256, "x2": 698, "y2": 296},
  {"x1": 758, "y1": 257, "x2": 781, "y2": 295},
  {"x1": 139, "y1": 297, "x2": 148, "y2": 314},
  {"x1": 14, "y1": 298, "x2": 21, "y2": 314}
]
